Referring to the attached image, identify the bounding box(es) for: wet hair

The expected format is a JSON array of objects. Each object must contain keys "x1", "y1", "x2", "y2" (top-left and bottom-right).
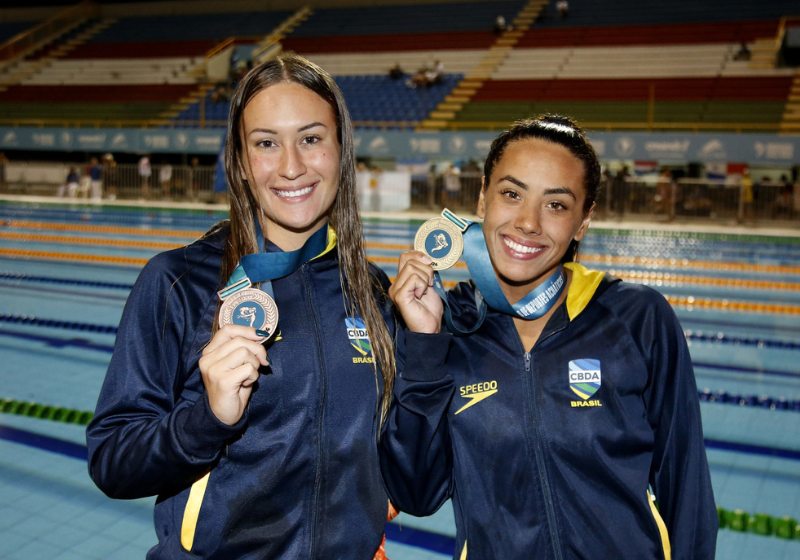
[
  {"x1": 482, "y1": 115, "x2": 601, "y2": 262},
  {"x1": 219, "y1": 53, "x2": 395, "y2": 424}
]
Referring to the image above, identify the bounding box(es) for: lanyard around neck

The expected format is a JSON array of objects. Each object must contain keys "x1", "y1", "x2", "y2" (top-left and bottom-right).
[
  {"x1": 219, "y1": 218, "x2": 331, "y2": 300},
  {"x1": 419, "y1": 209, "x2": 567, "y2": 335}
]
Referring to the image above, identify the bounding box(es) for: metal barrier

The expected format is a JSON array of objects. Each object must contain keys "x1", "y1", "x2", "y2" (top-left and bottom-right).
[
  {"x1": 409, "y1": 172, "x2": 799, "y2": 226},
  {"x1": 1, "y1": 161, "x2": 797, "y2": 226},
  {"x1": 0, "y1": 161, "x2": 218, "y2": 202}
]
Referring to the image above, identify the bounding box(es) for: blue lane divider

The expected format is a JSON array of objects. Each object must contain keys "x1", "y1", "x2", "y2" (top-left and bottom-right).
[
  {"x1": 680, "y1": 318, "x2": 800, "y2": 336},
  {"x1": 384, "y1": 522, "x2": 456, "y2": 555},
  {"x1": 0, "y1": 314, "x2": 118, "y2": 334},
  {"x1": 0, "y1": 329, "x2": 115, "y2": 352},
  {"x1": 693, "y1": 361, "x2": 798, "y2": 379},
  {"x1": 704, "y1": 439, "x2": 800, "y2": 461},
  {"x1": 0, "y1": 272, "x2": 133, "y2": 290},
  {"x1": 2, "y1": 421, "x2": 798, "y2": 555},
  {"x1": 685, "y1": 331, "x2": 800, "y2": 350},
  {"x1": 699, "y1": 389, "x2": 800, "y2": 412},
  {"x1": 0, "y1": 424, "x2": 87, "y2": 460}
]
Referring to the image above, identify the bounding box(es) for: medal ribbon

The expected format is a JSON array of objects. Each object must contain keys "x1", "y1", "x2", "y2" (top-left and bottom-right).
[
  {"x1": 219, "y1": 220, "x2": 332, "y2": 301},
  {"x1": 430, "y1": 210, "x2": 567, "y2": 335}
]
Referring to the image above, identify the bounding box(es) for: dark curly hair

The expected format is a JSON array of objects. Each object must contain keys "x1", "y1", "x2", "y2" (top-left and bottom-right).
[{"x1": 482, "y1": 115, "x2": 601, "y2": 262}]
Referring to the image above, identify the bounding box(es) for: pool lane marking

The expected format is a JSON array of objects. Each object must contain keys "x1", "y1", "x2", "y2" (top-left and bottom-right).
[
  {"x1": 0, "y1": 232, "x2": 183, "y2": 250},
  {"x1": 607, "y1": 269, "x2": 800, "y2": 291},
  {"x1": 5, "y1": 236, "x2": 800, "y2": 292},
  {"x1": 5, "y1": 223, "x2": 800, "y2": 275},
  {"x1": 1, "y1": 251, "x2": 799, "y2": 314},
  {"x1": 1, "y1": 220, "x2": 201, "y2": 238},
  {"x1": 581, "y1": 254, "x2": 800, "y2": 275},
  {"x1": 0, "y1": 248, "x2": 148, "y2": 266}
]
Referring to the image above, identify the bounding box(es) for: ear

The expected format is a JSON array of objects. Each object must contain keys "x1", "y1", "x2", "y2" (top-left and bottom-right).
[
  {"x1": 573, "y1": 203, "x2": 595, "y2": 242},
  {"x1": 477, "y1": 176, "x2": 487, "y2": 219}
]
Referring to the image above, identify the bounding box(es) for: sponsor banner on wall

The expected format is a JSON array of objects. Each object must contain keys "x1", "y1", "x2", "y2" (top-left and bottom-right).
[
  {"x1": 353, "y1": 131, "x2": 800, "y2": 165},
  {"x1": 0, "y1": 127, "x2": 797, "y2": 165},
  {"x1": 0, "y1": 128, "x2": 225, "y2": 154}
]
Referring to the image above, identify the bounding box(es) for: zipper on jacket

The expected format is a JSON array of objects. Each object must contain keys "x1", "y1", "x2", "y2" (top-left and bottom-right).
[
  {"x1": 524, "y1": 350, "x2": 564, "y2": 560},
  {"x1": 303, "y1": 265, "x2": 327, "y2": 560}
]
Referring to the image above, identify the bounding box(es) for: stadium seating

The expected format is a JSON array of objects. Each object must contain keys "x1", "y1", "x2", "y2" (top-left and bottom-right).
[
  {"x1": 444, "y1": 0, "x2": 797, "y2": 130},
  {"x1": 0, "y1": 0, "x2": 796, "y2": 132}
]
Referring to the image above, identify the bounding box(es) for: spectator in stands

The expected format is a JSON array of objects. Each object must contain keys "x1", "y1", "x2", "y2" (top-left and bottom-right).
[
  {"x1": 138, "y1": 154, "x2": 151, "y2": 199},
  {"x1": 189, "y1": 156, "x2": 201, "y2": 201},
  {"x1": 89, "y1": 157, "x2": 103, "y2": 201},
  {"x1": 86, "y1": 53, "x2": 397, "y2": 560},
  {"x1": 733, "y1": 42, "x2": 752, "y2": 61},
  {"x1": 772, "y1": 175, "x2": 793, "y2": 219},
  {"x1": 58, "y1": 166, "x2": 81, "y2": 198},
  {"x1": 388, "y1": 62, "x2": 405, "y2": 80},
  {"x1": 441, "y1": 163, "x2": 461, "y2": 207},
  {"x1": 426, "y1": 60, "x2": 445, "y2": 85},
  {"x1": 557, "y1": 0, "x2": 570, "y2": 18},
  {"x1": 740, "y1": 168, "x2": 754, "y2": 223},
  {"x1": 0, "y1": 152, "x2": 7, "y2": 189},
  {"x1": 408, "y1": 67, "x2": 430, "y2": 88},
  {"x1": 102, "y1": 153, "x2": 116, "y2": 200},
  {"x1": 611, "y1": 165, "x2": 629, "y2": 218},
  {"x1": 159, "y1": 160, "x2": 173, "y2": 199},
  {"x1": 211, "y1": 81, "x2": 233, "y2": 103},
  {"x1": 493, "y1": 14, "x2": 509, "y2": 35},
  {"x1": 654, "y1": 167, "x2": 675, "y2": 219}
]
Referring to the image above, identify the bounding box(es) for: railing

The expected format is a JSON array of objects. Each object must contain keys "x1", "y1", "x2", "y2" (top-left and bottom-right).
[
  {"x1": 410, "y1": 172, "x2": 799, "y2": 226},
  {"x1": 776, "y1": 15, "x2": 800, "y2": 49},
  {"x1": 1, "y1": 162, "x2": 797, "y2": 226},
  {"x1": 0, "y1": 161, "x2": 218, "y2": 202},
  {"x1": 0, "y1": 0, "x2": 99, "y2": 63}
]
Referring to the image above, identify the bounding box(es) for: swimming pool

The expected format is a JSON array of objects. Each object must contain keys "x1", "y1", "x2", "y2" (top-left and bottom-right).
[{"x1": 1, "y1": 198, "x2": 799, "y2": 559}]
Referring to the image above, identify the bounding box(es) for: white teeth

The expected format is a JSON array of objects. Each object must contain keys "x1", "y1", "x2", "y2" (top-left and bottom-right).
[
  {"x1": 275, "y1": 186, "x2": 313, "y2": 198},
  {"x1": 504, "y1": 237, "x2": 542, "y2": 254}
]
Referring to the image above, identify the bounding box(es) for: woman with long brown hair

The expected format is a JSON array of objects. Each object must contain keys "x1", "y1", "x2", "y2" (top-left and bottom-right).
[{"x1": 87, "y1": 53, "x2": 396, "y2": 559}]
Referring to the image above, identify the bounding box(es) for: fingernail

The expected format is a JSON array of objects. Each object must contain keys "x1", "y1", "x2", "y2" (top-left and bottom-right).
[
  {"x1": 265, "y1": 355, "x2": 272, "y2": 366},
  {"x1": 256, "y1": 329, "x2": 270, "y2": 338}
]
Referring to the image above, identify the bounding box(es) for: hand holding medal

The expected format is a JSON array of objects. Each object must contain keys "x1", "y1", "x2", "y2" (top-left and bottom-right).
[{"x1": 403, "y1": 208, "x2": 567, "y2": 336}]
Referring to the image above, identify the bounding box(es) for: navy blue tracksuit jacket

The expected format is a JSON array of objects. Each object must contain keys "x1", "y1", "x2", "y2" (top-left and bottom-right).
[
  {"x1": 380, "y1": 263, "x2": 717, "y2": 560},
  {"x1": 87, "y1": 223, "x2": 393, "y2": 559}
]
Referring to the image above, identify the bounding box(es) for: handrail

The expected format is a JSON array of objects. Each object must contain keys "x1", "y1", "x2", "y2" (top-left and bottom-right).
[
  {"x1": 776, "y1": 15, "x2": 800, "y2": 48},
  {"x1": 0, "y1": 0, "x2": 100, "y2": 62},
  {"x1": 205, "y1": 37, "x2": 235, "y2": 59}
]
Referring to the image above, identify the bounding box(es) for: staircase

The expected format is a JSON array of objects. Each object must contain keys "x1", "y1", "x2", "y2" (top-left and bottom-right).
[
  {"x1": 419, "y1": 0, "x2": 548, "y2": 130},
  {"x1": 780, "y1": 69, "x2": 800, "y2": 132},
  {"x1": 159, "y1": 7, "x2": 314, "y2": 127},
  {"x1": 0, "y1": 18, "x2": 116, "y2": 89}
]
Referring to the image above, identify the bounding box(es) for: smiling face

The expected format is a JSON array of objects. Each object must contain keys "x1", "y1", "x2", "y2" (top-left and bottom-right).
[
  {"x1": 240, "y1": 82, "x2": 340, "y2": 250},
  {"x1": 477, "y1": 138, "x2": 594, "y2": 303}
]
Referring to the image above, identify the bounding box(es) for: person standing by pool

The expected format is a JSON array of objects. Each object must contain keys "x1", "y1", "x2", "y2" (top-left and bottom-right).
[
  {"x1": 381, "y1": 115, "x2": 717, "y2": 559},
  {"x1": 87, "y1": 54, "x2": 397, "y2": 559}
]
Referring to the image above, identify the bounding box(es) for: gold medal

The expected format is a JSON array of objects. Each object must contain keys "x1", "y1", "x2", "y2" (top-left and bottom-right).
[
  {"x1": 414, "y1": 216, "x2": 464, "y2": 270},
  {"x1": 219, "y1": 287, "x2": 279, "y2": 341}
]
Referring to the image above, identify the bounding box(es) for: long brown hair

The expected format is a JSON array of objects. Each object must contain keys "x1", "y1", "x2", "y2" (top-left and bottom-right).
[{"x1": 218, "y1": 53, "x2": 395, "y2": 424}]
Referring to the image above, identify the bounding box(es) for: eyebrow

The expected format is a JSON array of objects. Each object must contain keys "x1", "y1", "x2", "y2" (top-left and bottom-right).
[
  {"x1": 247, "y1": 122, "x2": 328, "y2": 136},
  {"x1": 497, "y1": 175, "x2": 577, "y2": 199}
]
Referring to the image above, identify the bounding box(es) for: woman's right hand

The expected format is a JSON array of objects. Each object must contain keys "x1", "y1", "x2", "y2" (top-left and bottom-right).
[
  {"x1": 389, "y1": 251, "x2": 444, "y2": 334},
  {"x1": 199, "y1": 325, "x2": 269, "y2": 426}
]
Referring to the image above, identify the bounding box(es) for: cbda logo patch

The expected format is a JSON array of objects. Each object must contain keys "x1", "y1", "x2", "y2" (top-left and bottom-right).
[{"x1": 568, "y1": 359, "x2": 601, "y2": 400}]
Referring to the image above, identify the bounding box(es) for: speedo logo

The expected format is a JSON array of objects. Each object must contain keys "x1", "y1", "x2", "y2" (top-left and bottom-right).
[
  {"x1": 346, "y1": 318, "x2": 373, "y2": 364},
  {"x1": 455, "y1": 381, "x2": 498, "y2": 415}
]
